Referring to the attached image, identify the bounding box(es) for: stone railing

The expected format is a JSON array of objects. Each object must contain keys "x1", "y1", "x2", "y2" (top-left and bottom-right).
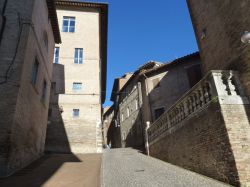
[{"x1": 148, "y1": 70, "x2": 249, "y2": 144}]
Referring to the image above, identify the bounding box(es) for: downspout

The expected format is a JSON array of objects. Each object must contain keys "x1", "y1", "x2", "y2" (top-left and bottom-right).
[
  {"x1": 0, "y1": 0, "x2": 8, "y2": 44},
  {"x1": 142, "y1": 73, "x2": 153, "y2": 122}
]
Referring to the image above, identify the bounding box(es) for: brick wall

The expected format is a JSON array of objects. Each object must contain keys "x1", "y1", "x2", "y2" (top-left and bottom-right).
[
  {"x1": 0, "y1": 0, "x2": 56, "y2": 177},
  {"x1": 150, "y1": 102, "x2": 250, "y2": 186},
  {"x1": 187, "y1": 0, "x2": 250, "y2": 97}
]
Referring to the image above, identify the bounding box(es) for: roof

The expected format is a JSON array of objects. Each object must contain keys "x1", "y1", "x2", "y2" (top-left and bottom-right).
[
  {"x1": 111, "y1": 61, "x2": 161, "y2": 101},
  {"x1": 46, "y1": 0, "x2": 61, "y2": 43},
  {"x1": 145, "y1": 52, "x2": 200, "y2": 76},
  {"x1": 55, "y1": 0, "x2": 108, "y2": 104}
]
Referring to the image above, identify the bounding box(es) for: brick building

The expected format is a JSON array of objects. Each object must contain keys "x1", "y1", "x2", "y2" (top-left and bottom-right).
[
  {"x1": 45, "y1": 1, "x2": 108, "y2": 154},
  {"x1": 147, "y1": 2, "x2": 250, "y2": 186},
  {"x1": 0, "y1": 0, "x2": 60, "y2": 177}
]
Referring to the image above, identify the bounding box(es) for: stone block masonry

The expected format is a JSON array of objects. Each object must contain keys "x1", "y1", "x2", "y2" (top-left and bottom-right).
[
  {"x1": 187, "y1": 0, "x2": 250, "y2": 98},
  {"x1": 148, "y1": 71, "x2": 250, "y2": 186}
]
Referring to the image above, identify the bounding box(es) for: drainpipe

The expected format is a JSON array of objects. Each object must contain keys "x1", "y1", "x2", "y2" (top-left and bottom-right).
[
  {"x1": 142, "y1": 73, "x2": 153, "y2": 122},
  {"x1": 0, "y1": 0, "x2": 8, "y2": 44},
  {"x1": 145, "y1": 121, "x2": 150, "y2": 156}
]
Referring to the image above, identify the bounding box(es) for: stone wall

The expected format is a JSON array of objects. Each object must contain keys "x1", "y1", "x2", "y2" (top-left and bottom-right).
[
  {"x1": 148, "y1": 71, "x2": 250, "y2": 186},
  {"x1": 149, "y1": 103, "x2": 240, "y2": 186},
  {"x1": 187, "y1": 0, "x2": 250, "y2": 97}
]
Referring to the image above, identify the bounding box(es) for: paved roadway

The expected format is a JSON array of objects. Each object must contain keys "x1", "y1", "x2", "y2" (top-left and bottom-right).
[{"x1": 102, "y1": 148, "x2": 230, "y2": 187}]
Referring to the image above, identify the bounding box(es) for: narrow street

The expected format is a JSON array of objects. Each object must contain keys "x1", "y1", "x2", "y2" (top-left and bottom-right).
[
  {"x1": 102, "y1": 148, "x2": 230, "y2": 187},
  {"x1": 0, "y1": 148, "x2": 230, "y2": 187}
]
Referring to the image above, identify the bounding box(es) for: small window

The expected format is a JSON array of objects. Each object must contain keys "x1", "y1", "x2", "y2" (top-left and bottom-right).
[
  {"x1": 73, "y1": 109, "x2": 80, "y2": 117},
  {"x1": 152, "y1": 78, "x2": 160, "y2": 89},
  {"x1": 62, "y1": 16, "x2": 75, "y2": 33},
  {"x1": 121, "y1": 113, "x2": 124, "y2": 122},
  {"x1": 154, "y1": 107, "x2": 165, "y2": 120},
  {"x1": 31, "y1": 59, "x2": 39, "y2": 85},
  {"x1": 73, "y1": 82, "x2": 82, "y2": 90},
  {"x1": 41, "y1": 80, "x2": 47, "y2": 102},
  {"x1": 127, "y1": 107, "x2": 130, "y2": 117},
  {"x1": 135, "y1": 99, "x2": 139, "y2": 110},
  {"x1": 74, "y1": 48, "x2": 83, "y2": 64},
  {"x1": 53, "y1": 47, "x2": 60, "y2": 64}
]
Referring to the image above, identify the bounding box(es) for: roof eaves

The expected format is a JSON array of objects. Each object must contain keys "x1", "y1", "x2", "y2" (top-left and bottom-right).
[{"x1": 46, "y1": 0, "x2": 61, "y2": 44}]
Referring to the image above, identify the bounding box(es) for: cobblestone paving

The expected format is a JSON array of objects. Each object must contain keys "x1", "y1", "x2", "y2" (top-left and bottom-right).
[{"x1": 102, "y1": 148, "x2": 230, "y2": 187}]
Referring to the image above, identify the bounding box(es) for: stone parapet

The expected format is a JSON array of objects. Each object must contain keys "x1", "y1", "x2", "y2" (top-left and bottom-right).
[{"x1": 148, "y1": 70, "x2": 249, "y2": 145}]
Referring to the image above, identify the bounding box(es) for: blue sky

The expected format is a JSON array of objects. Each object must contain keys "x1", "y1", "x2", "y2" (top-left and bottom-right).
[{"x1": 85, "y1": 0, "x2": 198, "y2": 106}]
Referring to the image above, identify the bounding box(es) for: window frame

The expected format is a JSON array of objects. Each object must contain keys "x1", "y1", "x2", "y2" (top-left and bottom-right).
[
  {"x1": 62, "y1": 16, "x2": 76, "y2": 33},
  {"x1": 74, "y1": 48, "x2": 83, "y2": 64},
  {"x1": 73, "y1": 109, "x2": 80, "y2": 117},
  {"x1": 53, "y1": 47, "x2": 60, "y2": 64},
  {"x1": 72, "y1": 82, "x2": 82, "y2": 91}
]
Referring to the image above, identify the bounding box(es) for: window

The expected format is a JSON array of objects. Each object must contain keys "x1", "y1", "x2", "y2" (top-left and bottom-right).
[
  {"x1": 53, "y1": 47, "x2": 60, "y2": 64},
  {"x1": 31, "y1": 59, "x2": 39, "y2": 85},
  {"x1": 74, "y1": 48, "x2": 83, "y2": 64},
  {"x1": 121, "y1": 113, "x2": 124, "y2": 122},
  {"x1": 41, "y1": 80, "x2": 47, "y2": 102},
  {"x1": 73, "y1": 82, "x2": 82, "y2": 91},
  {"x1": 73, "y1": 109, "x2": 80, "y2": 117},
  {"x1": 154, "y1": 107, "x2": 165, "y2": 120},
  {"x1": 152, "y1": 78, "x2": 160, "y2": 89},
  {"x1": 62, "y1": 16, "x2": 75, "y2": 33},
  {"x1": 127, "y1": 107, "x2": 130, "y2": 117}
]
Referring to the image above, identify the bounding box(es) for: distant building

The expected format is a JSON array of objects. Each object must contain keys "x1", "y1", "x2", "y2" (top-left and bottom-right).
[
  {"x1": 45, "y1": 1, "x2": 108, "y2": 154},
  {"x1": 0, "y1": 0, "x2": 60, "y2": 177},
  {"x1": 109, "y1": 73, "x2": 133, "y2": 148},
  {"x1": 109, "y1": 53, "x2": 201, "y2": 150}
]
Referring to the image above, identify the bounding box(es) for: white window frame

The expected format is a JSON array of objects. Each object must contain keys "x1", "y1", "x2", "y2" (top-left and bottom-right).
[
  {"x1": 73, "y1": 82, "x2": 82, "y2": 91},
  {"x1": 53, "y1": 47, "x2": 59, "y2": 64},
  {"x1": 62, "y1": 16, "x2": 75, "y2": 33},
  {"x1": 74, "y1": 48, "x2": 83, "y2": 64}
]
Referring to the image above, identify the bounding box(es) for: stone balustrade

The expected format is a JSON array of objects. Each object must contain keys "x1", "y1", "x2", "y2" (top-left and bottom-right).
[{"x1": 148, "y1": 70, "x2": 249, "y2": 144}]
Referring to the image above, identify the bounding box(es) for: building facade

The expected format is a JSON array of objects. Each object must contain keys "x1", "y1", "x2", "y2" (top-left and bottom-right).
[
  {"x1": 0, "y1": 0, "x2": 60, "y2": 177},
  {"x1": 109, "y1": 53, "x2": 201, "y2": 150},
  {"x1": 147, "y1": 2, "x2": 250, "y2": 186},
  {"x1": 108, "y1": 73, "x2": 133, "y2": 148},
  {"x1": 45, "y1": 1, "x2": 108, "y2": 154}
]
